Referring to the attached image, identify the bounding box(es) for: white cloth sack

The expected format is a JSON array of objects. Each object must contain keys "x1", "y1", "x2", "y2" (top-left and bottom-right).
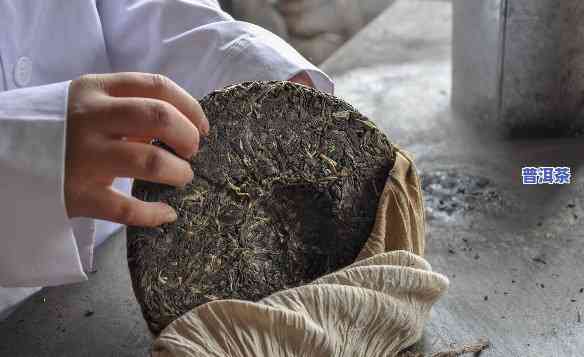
[{"x1": 152, "y1": 149, "x2": 449, "y2": 357}]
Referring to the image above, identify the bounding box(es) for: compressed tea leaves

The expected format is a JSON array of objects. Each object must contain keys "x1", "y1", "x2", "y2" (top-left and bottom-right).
[
  {"x1": 127, "y1": 81, "x2": 396, "y2": 333},
  {"x1": 128, "y1": 81, "x2": 395, "y2": 333}
]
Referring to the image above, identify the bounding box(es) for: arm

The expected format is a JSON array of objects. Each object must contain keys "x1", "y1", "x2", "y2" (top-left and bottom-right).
[
  {"x1": 0, "y1": 73, "x2": 207, "y2": 287},
  {"x1": 96, "y1": 0, "x2": 334, "y2": 96},
  {"x1": 1, "y1": 0, "x2": 332, "y2": 288},
  {"x1": 0, "y1": 82, "x2": 89, "y2": 286}
]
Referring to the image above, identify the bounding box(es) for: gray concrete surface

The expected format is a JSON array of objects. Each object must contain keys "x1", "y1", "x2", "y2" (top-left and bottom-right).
[
  {"x1": 1, "y1": 0, "x2": 583, "y2": 356},
  {"x1": 0, "y1": 229, "x2": 153, "y2": 356},
  {"x1": 324, "y1": 1, "x2": 584, "y2": 355}
]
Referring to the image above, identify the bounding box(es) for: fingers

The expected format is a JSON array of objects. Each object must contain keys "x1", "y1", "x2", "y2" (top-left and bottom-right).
[
  {"x1": 100, "y1": 97, "x2": 200, "y2": 158},
  {"x1": 65, "y1": 73, "x2": 204, "y2": 226},
  {"x1": 99, "y1": 140, "x2": 194, "y2": 188},
  {"x1": 97, "y1": 72, "x2": 209, "y2": 136},
  {"x1": 86, "y1": 187, "x2": 178, "y2": 227}
]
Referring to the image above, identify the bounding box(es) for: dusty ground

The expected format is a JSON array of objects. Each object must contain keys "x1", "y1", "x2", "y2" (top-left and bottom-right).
[
  {"x1": 1, "y1": 0, "x2": 582, "y2": 356},
  {"x1": 324, "y1": 1, "x2": 584, "y2": 355}
]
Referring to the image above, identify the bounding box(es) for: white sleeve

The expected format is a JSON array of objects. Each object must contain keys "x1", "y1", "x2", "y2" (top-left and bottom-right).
[
  {"x1": 96, "y1": 0, "x2": 334, "y2": 97},
  {"x1": 0, "y1": 82, "x2": 91, "y2": 287}
]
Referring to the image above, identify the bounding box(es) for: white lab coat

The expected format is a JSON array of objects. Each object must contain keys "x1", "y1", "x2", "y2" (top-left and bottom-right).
[{"x1": 0, "y1": 0, "x2": 333, "y2": 319}]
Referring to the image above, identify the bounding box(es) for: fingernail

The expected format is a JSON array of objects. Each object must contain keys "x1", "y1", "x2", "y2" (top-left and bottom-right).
[
  {"x1": 203, "y1": 121, "x2": 210, "y2": 136},
  {"x1": 182, "y1": 167, "x2": 194, "y2": 186},
  {"x1": 165, "y1": 208, "x2": 178, "y2": 222}
]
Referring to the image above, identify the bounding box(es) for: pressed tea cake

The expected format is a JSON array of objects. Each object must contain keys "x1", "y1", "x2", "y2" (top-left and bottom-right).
[{"x1": 127, "y1": 81, "x2": 395, "y2": 333}]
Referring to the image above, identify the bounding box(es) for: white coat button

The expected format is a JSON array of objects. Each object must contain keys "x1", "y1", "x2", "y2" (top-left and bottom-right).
[{"x1": 14, "y1": 56, "x2": 32, "y2": 87}]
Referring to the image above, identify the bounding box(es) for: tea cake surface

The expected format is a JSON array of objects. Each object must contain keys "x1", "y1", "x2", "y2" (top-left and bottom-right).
[{"x1": 127, "y1": 81, "x2": 395, "y2": 333}]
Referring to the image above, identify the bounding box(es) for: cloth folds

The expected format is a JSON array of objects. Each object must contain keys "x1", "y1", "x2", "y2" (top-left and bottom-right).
[{"x1": 152, "y1": 148, "x2": 448, "y2": 357}]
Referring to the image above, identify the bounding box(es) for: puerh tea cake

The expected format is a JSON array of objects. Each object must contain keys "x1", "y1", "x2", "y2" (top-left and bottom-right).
[{"x1": 127, "y1": 81, "x2": 396, "y2": 333}]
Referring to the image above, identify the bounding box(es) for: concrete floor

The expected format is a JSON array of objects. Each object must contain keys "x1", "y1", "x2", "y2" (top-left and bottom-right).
[
  {"x1": 324, "y1": 1, "x2": 584, "y2": 355},
  {"x1": 0, "y1": 228, "x2": 152, "y2": 356},
  {"x1": 1, "y1": 0, "x2": 583, "y2": 356}
]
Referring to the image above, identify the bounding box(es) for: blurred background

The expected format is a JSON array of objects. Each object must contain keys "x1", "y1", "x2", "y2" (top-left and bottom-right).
[{"x1": 218, "y1": 0, "x2": 396, "y2": 64}]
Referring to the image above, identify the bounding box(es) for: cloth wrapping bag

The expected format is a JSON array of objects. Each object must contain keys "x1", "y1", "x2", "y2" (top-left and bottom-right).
[{"x1": 151, "y1": 148, "x2": 449, "y2": 357}]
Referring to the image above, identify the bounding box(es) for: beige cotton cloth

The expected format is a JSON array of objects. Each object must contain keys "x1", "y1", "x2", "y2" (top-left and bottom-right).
[{"x1": 152, "y1": 148, "x2": 449, "y2": 357}]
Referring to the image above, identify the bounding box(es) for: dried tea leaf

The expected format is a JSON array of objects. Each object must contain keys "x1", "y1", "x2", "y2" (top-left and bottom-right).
[{"x1": 127, "y1": 81, "x2": 395, "y2": 334}]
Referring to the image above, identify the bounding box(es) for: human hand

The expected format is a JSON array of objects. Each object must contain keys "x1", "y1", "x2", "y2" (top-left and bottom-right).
[{"x1": 65, "y1": 73, "x2": 209, "y2": 227}]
